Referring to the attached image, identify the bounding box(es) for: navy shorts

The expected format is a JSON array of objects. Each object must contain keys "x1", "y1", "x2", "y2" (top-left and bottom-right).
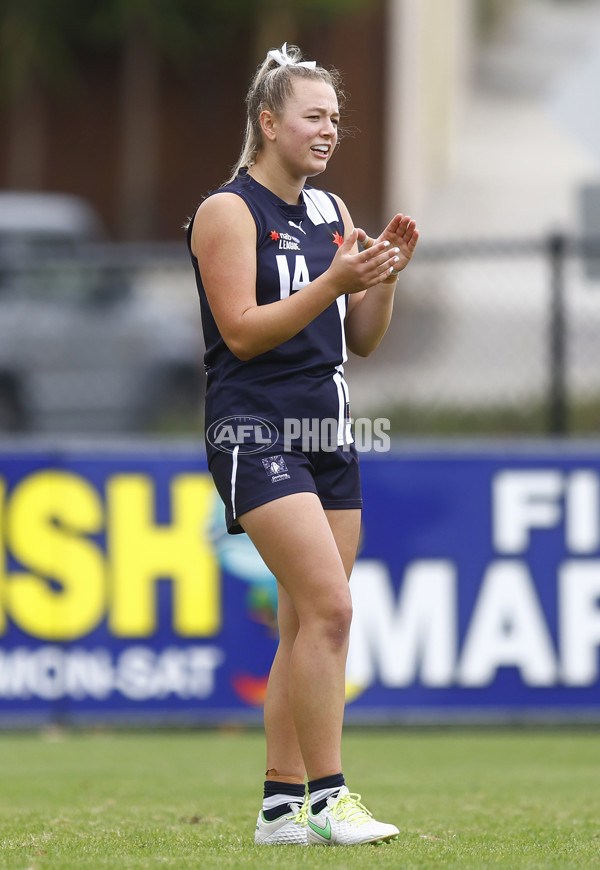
[{"x1": 209, "y1": 442, "x2": 362, "y2": 534}]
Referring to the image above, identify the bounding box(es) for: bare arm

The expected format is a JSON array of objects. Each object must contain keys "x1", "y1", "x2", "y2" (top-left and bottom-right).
[
  {"x1": 336, "y1": 197, "x2": 419, "y2": 357},
  {"x1": 191, "y1": 192, "x2": 402, "y2": 360}
]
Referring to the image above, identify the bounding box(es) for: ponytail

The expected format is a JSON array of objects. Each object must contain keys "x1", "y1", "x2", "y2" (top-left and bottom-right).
[{"x1": 224, "y1": 43, "x2": 344, "y2": 186}]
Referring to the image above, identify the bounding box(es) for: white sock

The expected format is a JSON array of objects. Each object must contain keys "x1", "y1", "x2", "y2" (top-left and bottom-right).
[{"x1": 309, "y1": 786, "x2": 342, "y2": 811}]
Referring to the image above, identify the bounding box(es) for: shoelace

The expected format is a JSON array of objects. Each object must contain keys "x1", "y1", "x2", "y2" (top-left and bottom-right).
[
  {"x1": 331, "y1": 792, "x2": 373, "y2": 827},
  {"x1": 291, "y1": 797, "x2": 309, "y2": 827}
]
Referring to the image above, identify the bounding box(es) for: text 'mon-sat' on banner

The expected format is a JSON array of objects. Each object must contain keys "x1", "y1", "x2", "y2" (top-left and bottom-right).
[{"x1": 1, "y1": 441, "x2": 600, "y2": 726}]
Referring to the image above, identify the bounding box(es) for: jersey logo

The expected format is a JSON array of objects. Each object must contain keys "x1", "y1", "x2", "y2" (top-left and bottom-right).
[
  {"x1": 332, "y1": 231, "x2": 344, "y2": 248},
  {"x1": 288, "y1": 219, "x2": 307, "y2": 235},
  {"x1": 270, "y1": 229, "x2": 301, "y2": 251}
]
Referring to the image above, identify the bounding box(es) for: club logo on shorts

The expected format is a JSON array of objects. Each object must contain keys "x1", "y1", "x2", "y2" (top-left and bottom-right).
[
  {"x1": 261, "y1": 455, "x2": 291, "y2": 483},
  {"x1": 206, "y1": 416, "x2": 279, "y2": 454}
]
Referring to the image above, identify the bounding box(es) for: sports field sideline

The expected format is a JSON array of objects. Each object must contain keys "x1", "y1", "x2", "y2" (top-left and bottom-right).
[{"x1": 0, "y1": 728, "x2": 598, "y2": 869}]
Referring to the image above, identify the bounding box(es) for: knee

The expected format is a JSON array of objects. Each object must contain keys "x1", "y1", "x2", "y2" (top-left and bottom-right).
[{"x1": 320, "y1": 593, "x2": 353, "y2": 649}]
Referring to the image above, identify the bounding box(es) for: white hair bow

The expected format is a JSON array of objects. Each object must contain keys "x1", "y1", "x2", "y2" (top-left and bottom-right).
[{"x1": 267, "y1": 42, "x2": 316, "y2": 69}]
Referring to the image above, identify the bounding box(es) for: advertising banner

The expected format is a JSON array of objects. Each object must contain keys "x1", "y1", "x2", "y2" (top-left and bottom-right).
[{"x1": 1, "y1": 442, "x2": 599, "y2": 725}]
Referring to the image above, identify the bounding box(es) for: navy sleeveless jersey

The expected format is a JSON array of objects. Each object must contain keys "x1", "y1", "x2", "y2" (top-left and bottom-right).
[{"x1": 187, "y1": 170, "x2": 353, "y2": 456}]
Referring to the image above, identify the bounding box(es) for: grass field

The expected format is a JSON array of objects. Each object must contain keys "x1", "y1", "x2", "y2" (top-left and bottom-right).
[{"x1": 0, "y1": 727, "x2": 599, "y2": 869}]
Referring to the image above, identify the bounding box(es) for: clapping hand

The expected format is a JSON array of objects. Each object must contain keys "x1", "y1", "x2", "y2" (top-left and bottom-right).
[{"x1": 359, "y1": 215, "x2": 419, "y2": 284}]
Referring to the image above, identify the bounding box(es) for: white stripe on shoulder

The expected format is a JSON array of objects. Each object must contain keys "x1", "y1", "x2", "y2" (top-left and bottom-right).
[{"x1": 303, "y1": 189, "x2": 339, "y2": 226}]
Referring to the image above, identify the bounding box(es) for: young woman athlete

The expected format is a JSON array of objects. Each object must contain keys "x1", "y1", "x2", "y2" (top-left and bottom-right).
[{"x1": 187, "y1": 43, "x2": 419, "y2": 846}]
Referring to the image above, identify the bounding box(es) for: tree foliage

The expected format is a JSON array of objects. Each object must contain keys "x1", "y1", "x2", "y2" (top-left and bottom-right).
[
  {"x1": 0, "y1": 0, "x2": 375, "y2": 97},
  {"x1": 0, "y1": 0, "x2": 90, "y2": 97}
]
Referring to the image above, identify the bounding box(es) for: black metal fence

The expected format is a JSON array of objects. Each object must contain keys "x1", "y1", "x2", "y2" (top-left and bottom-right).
[
  {"x1": 346, "y1": 234, "x2": 600, "y2": 437},
  {"x1": 1, "y1": 236, "x2": 599, "y2": 437}
]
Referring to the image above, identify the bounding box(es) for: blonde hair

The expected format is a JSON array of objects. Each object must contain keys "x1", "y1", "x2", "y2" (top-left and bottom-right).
[{"x1": 224, "y1": 43, "x2": 344, "y2": 186}]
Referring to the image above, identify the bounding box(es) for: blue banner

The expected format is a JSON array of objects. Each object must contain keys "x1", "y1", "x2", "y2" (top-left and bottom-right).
[{"x1": 1, "y1": 442, "x2": 599, "y2": 725}]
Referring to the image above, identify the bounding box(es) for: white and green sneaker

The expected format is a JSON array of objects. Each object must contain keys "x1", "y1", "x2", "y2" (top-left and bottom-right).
[
  {"x1": 306, "y1": 786, "x2": 399, "y2": 846},
  {"x1": 254, "y1": 797, "x2": 308, "y2": 845}
]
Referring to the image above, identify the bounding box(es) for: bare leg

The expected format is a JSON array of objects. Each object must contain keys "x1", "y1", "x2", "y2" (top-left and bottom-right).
[
  {"x1": 239, "y1": 493, "x2": 359, "y2": 781},
  {"x1": 261, "y1": 506, "x2": 362, "y2": 784},
  {"x1": 263, "y1": 582, "x2": 305, "y2": 784},
  {"x1": 324, "y1": 508, "x2": 362, "y2": 580}
]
